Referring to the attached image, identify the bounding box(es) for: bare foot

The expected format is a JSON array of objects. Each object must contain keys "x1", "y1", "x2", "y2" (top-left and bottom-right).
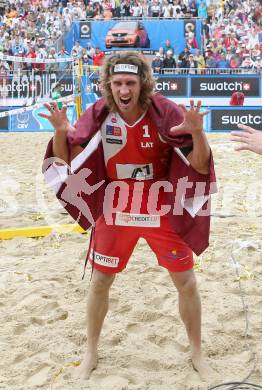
[
  {"x1": 191, "y1": 353, "x2": 217, "y2": 382},
  {"x1": 75, "y1": 351, "x2": 98, "y2": 380}
]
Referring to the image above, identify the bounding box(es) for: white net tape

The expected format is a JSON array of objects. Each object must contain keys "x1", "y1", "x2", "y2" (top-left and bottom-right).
[
  {"x1": 0, "y1": 52, "x2": 75, "y2": 64},
  {"x1": 0, "y1": 54, "x2": 80, "y2": 119},
  {"x1": 0, "y1": 95, "x2": 77, "y2": 118}
]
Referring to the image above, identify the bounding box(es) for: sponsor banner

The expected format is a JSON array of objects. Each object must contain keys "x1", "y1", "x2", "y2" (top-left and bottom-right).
[
  {"x1": 104, "y1": 49, "x2": 156, "y2": 56},
  {"x1": 191, "y1": 76, "x2": 260, "y2": 97},
  {"x1": 69, "y1": 20, "x2": 202, "y2": 54},
  {"x1": 115, "y1": 212, "x2": 160, "y2": 227},
  {"x1": 9, "y1": 105, "x2": 76, "y2": 132},
  {"x1": 211, "y1": 108, "x2": 262, "y2": 131},
  {"x1": 154, "y1": 77, "x2": 187, "y2": 97},
  {"x1": 81, "y1": 75, "x2": 100, "y2": 110},
  {"x1": 89, "y1": 77, "x2": 101, "y2": 97},
  {"x1": 0, "y1": 74, "x2": 74, "y2": 101},
  {"x1": 80, "y1": 21, "x2": 91, "y2": 39}
]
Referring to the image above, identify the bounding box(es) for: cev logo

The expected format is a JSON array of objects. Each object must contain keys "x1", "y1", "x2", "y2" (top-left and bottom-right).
[{"x1": 17, "y1": 112, "x2": 29, "y2": 129}]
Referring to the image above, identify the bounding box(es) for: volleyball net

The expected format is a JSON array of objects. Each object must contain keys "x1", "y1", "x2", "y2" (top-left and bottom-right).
[{"x1": 0, "y1": 53, "x2": 100, "y2": 132}]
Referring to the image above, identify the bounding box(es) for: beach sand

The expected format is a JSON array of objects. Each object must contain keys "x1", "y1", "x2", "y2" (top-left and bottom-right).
[{"x1": 0, "y1": 133, "x2": 261, "y2": 390}]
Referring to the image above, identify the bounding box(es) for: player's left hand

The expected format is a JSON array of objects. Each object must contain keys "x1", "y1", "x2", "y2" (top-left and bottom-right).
[{"x1": 169, "y1": 100, "x2": 209, "y2": 135}]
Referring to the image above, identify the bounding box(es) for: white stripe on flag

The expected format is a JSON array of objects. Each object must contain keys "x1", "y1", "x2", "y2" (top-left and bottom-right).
[
  {"x1": 182, "y1": 195, "x2": 210, "y2": 218},
  {"x1": 71, "y1": 131, "x2": 102, "y2": 173},
  {"x1": 44, "y1": 163, "x2": 69, "y2": 194},
  {"x1": 174, "y1": 147, "x2": 190, "y2": 166},
  {"x1": 44, "y1": 131, "x2": 101, "y2": 194}
]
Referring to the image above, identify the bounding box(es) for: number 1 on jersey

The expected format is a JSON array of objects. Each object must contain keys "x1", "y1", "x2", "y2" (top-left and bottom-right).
[{"x1": 142, "y1": 125, "x2": 150, "y2": 138}]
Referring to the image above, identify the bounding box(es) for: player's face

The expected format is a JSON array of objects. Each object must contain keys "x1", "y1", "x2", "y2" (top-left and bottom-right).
[{"x1": 110, "y1": 73, "x2": 142, "y2": 121}]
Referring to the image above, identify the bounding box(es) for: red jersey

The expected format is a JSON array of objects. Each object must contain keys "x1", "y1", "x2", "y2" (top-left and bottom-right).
[
  {"x1": 92, "y1": 51, "x2": 105, "y2": 66},
  {"x1": 26, "y1": 51, "x2": 37, "y2": 69},
  {"x1": 101, "y1": 111, "x2": 172, "y2": 182}
]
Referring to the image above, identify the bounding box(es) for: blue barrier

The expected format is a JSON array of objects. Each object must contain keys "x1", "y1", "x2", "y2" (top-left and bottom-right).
[
  {"x1": 2, "y1": 105, "x2": 260, "y2": 133},
  {"x1": 1, "y1": 106, "x2": 76, "y2": 132},
  {"x1": 208, "y1": 106, "x2": 262, "y2": 132}
]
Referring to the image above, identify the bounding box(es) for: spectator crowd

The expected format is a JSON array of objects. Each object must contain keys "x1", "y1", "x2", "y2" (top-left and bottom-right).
[
  {"x1": 0, "y1": 0, "x2": 262, "y2": 75},
  {"x1": 151, "y1": 0, "x2": 262, "y2": 73}
]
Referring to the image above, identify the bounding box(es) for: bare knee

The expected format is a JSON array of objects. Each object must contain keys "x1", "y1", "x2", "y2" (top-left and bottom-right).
[
  {"x1": 179, "y1": 276, "x2": 198, "y2": 296},
  {"x1": 170, "y1": 271, "x2": 198, "y2": 296},
  {"x1": 89, "y1": 269, "x2": 115, "y2": 294}
]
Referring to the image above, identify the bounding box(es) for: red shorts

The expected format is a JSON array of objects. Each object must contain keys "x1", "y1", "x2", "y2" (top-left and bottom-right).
[{"x1": 88, "y1": 213, "x2": 194, "y2": 274}]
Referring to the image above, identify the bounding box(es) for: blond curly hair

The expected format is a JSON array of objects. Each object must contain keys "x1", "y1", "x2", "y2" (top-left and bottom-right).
[{"x1": 99, "y1": 51, "x2": 155, "y2": 112}]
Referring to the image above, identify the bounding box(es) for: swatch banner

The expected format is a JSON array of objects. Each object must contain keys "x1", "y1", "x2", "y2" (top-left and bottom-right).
[
  {"x1": 211, "y1": 108, "x2": 262, "y2": 131},
  {"x1": 82, "y1": 75, "x2": 262, "y2": 100},
  {"x1": 0, "y1": 73, "x2": 74, "y2": 101},
  {"x1": 82, "y1": 75, "x2": 188, "y2": 101},
  {"x1": 154, "y1": 76, "x2": 187, "y2": 97},
  {"x1": 190, "y1": 76, "x2": 260, "y2": 97},
  {"x1": 4, "y1": 73, "x2": 257, "y2": 104}
]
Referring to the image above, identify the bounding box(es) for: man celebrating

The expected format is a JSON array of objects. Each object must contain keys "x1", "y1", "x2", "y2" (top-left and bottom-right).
[{"x1": 41, "y1": 52, "x2": 216, "y2": 382}]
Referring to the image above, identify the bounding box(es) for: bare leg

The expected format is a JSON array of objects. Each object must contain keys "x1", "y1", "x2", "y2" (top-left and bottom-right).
[
  {"x1": 169, "y1": 269, "x2": 215, "y2": 382},
  {"x1": 77, "y1": 269, "x2": 116, "y2": 379}
]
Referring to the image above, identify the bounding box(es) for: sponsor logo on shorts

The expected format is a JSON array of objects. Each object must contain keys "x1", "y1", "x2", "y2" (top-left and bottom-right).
[
  {"x1": 162, "y1": 249, "x2": 190, "y2": 263},
  {"x1": 115, "y1": 212, "x2": 160, "y2": 227},
  {"x1": 106, "y1": 138, "x2": 123, "y2": 144},
  {"x1": 91, "y1": 250, "x2": 120, "y2": 268}
]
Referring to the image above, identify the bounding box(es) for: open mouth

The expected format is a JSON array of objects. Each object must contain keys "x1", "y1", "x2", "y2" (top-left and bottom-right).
[{"x1": 120, "y1": 97, "x2": 131, "y2": 105}]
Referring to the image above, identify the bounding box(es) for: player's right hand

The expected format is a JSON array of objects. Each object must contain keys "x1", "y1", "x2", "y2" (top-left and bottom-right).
[{"x1": 38, "y1": 101, "x2": 75, "y2": 133}]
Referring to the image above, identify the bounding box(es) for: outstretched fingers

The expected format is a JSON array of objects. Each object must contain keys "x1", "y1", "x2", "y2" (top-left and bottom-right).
[
  {"x1": 231, "y1": 131, "x2": 250, "y2": 139},
  {"x1": 231, "y1": 134, "x2": 252, "y2": 151},
  {"x1": 178, "y1": 104, "x2": 187, "y2": 113},
  {"x1": 39, "y1": 102, "x2": 56, "y2": 114},
  {"x1": 234, "y1": 144, "x2": 252, "y2": 151},
  {"x1": 38, "y1": 112, "x2": 50, "y2": 119},
  {"x1": 201, "y1": 109, "x2": 210, "y2": 117},
  {"x1": 180, "y1": 100, "x2": 204, "y2": 112},
  {"x1": 61, "y1": 103, "x2": 68, "y2": 113},
  {"x1": 195, "y1": 100, "x2": 202, "y2": 112},
  {"x1": 38, "y1": 103, "x2": 53, "y2": 118},
  {"x1": 237, "y1": 124, "x2": 258, "y2": 133},
  {"x1": 38, "y1": 101, "x2": 67, "y2": 119},
  {"x1": 189, "y1": 99, "x2": 195, "y2": 110},
  {"x1": 188, "y1": 99, "x2": 209, "y2": 115},
  {"x1": 49, "y1": 102, "x2": 59, "y2": 112}
]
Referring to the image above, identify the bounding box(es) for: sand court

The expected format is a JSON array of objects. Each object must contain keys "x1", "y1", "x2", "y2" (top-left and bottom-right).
[{"x1": 0, "y1": 133, "x2": 261, "y2": 389}]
